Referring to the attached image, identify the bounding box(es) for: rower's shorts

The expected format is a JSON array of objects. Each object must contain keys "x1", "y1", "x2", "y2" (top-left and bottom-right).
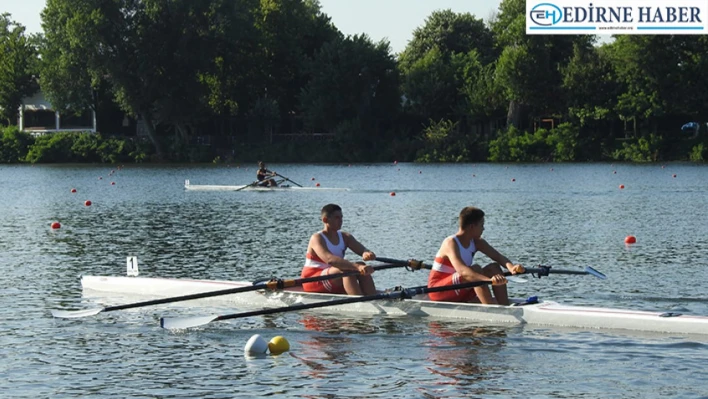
[
  {"x1": 300, "y1": 267, "x2": 346, "y2": 294},
  {"x1": 428, "y1": 272, "x2": 477, "y2": 302}
]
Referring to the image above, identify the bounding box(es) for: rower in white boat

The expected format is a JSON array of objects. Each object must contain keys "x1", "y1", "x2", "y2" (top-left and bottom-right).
[
  {"x1": 301, "y1": 204, "x2": 377, "y2": 296},
  {"x1": 256, "y1": 161, "x2": 278, "y2": 187},
  {"x1": 429, "y1": 206, "x2": 525, "y2": 305}
]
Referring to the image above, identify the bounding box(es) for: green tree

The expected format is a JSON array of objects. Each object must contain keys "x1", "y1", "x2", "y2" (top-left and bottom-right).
[
  {"x1": 0, "y1": 14, "x2": 39, "y2": 125},
  {"x1": 40, "y1": 0, "x2": 230, "y2": 159},
  {"x1": 299, "y1": 34, "x2": 400, "y2": 139},
  {"x1": 399, "y1": 10, "x2": 496, "y2": 124},
  {"x1": 492, "y1": 0, "x2": 590, "y2": 128}
]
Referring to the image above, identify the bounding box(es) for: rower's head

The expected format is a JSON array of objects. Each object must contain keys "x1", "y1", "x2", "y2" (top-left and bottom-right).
[
  {"x1": 459, "y1": 207, "x2": 485, "y2": 237},
  {"x1": 321, "y1": 204, "x2": 343, "y2": 229},
  {"x1": 258, "y1": 161, "x2": 266, "y2": 169}
]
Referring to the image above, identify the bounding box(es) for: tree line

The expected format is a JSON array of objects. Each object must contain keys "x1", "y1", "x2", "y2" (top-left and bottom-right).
[{"x1": 1, "y1": 0, "x2": 707, "y2": 163}]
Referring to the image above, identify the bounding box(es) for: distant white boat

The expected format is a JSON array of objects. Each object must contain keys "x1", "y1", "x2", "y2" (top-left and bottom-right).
[{"x1": 184, "y1": 179, "x2": 349, "y2": 191}]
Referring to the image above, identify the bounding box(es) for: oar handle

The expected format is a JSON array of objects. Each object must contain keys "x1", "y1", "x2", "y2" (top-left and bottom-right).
[{"x1": 375, "y1": 257, "x2": 431, "y2": 271}]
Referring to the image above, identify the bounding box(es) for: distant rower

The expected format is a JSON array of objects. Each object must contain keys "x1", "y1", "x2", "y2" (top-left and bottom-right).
[{"x1": 256, "y1": 161, "x2": 277, "y2": 187}]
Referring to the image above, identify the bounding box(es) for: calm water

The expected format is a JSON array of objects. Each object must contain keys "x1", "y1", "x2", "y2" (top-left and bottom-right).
[{"x1": 1, "y1": 162, "x2": 707, "y2": 399}]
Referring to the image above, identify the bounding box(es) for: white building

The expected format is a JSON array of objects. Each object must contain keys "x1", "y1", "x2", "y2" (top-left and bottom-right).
[{"x1": 19, "y1": 90, "x2": 96, "y2": 134}]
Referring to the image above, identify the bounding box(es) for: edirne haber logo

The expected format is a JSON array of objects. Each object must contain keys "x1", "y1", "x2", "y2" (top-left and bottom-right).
[{"x1": 526, "y1": 0, "x2": 708, "y2": 34}]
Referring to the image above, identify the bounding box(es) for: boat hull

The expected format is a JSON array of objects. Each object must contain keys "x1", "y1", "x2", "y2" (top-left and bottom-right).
[
  {"x1": 80, "y1": 275, "x2": 708, "y2": 335},
  {"x1": 184, "y1": 180, "x2": 348, "y2": 191}
]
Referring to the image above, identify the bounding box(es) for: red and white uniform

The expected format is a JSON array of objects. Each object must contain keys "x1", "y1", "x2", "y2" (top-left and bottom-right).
[
  {"x1": 301, "y1": 231, "x2": 346, "y2": 293},
  {"x1": 427, "y1": 236, "x2": 477, "y2": 302}
]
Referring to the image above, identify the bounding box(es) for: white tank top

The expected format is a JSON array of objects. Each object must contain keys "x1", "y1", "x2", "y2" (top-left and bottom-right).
[
  {"x1": 431, "y1": 236, "x2": 476, "y2": 274},
  {"x1": 304, "y1": 231, "x2": 346, "y2": 268}
]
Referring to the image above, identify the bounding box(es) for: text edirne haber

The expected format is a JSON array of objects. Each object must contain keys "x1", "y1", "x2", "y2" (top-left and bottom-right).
[{"x1": 560, "y1": 6, "x2": 702, "y2": 23}]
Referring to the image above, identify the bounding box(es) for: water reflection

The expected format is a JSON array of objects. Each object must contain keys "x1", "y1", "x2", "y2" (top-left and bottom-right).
[{"x1": 421, "y1": 321, "x2": 508, "y2": 390}]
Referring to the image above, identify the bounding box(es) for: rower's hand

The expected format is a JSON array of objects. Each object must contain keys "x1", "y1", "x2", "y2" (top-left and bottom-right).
[
  {"x1": 508, "y1": 264, "x2": 525, "y2": 274},
  {"x1": 362, "y1": 251, "x2": 376, "y2": 261},
  {"x1": 357, "y1": 263, "x2": 374, "y2": 275},
  {"x1": 490, "y1": 274, "x2": 507, "y2": 286}
]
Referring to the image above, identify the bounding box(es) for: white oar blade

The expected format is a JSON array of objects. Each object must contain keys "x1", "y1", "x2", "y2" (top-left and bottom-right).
[
  {"x1": 585, "y1": 266, "x2": 607, "y2": 279},
  {"x1": 160, "y1": 315, "x2": 218, "y2": 330},
  {"x1": 508, "y1": 276, "x2": 528, "y2": 283},
  {"x1": 51, "y1": 307, "x2": 104, "y2": 318}
]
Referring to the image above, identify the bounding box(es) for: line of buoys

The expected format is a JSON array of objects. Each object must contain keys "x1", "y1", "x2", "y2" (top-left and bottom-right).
[
  {"x1": 625, "y1": 235, "x2": 637, "y2": 244},
  {"x1": 71, "y1": 188, "x2": 77, "y2": 193},
  {"x1": 619, "y1": 184, "x2": 625, "y2": 189},
  {"x1": 315, "y1": 183, "x2": 320, "y2": 187},
  {"x1": 84, "y1": 200, "x2": 92, "y2": 206},
  {"x1": 390, "y1": 192, "x2": 396, "y2": 196},
  {"x1": 51, "y1": 222, "x2": 61, "y2": 229}
]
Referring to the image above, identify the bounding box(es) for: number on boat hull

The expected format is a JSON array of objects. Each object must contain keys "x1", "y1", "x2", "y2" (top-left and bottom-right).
[{"x1": 127, "y1": 256, "x2": 139, "y2": 277}]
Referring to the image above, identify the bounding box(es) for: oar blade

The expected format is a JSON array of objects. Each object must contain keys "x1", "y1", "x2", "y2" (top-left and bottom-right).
[
  {"x1": 51, "y1": 307, "x2": 104, "y2": 318},
  {"x1": 507, "y1": 276, "x2": 528, "y2": 283},
  {"x1": 160, "y1": 315, "x2": 218, "y2": 329},
  {"x1": 585, "y1": 266, "x2": 607, "y2": 279}
]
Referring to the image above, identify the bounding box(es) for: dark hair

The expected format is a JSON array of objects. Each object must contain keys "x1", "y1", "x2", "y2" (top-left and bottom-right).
[
  {"x1": 321, "y1": 204, "x2": 342, "y2": 218},
  {"x1": 459, "y1": 207, "x2": 484, "y2": 227},
  {"x1": 258, "y1": 161, "x2": 265, "y2": 167}
]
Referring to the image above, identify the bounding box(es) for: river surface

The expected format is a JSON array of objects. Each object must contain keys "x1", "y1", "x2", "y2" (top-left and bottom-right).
[{"x1": 1, "y1": 162, "x2": 707, "y2": 398}]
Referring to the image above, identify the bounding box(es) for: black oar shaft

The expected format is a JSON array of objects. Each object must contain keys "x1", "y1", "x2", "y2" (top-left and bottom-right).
[
  {"x1": 213, "y1": 279, "x2": 496, "y2": 322},
  {"x1": 103, "y1": 263, "x2": 404, "y2": 312}
]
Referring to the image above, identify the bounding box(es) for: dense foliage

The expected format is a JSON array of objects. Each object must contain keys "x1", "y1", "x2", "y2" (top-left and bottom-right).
[{"x1": 0, "y1": 0, "x2": 706, "y2": 163}]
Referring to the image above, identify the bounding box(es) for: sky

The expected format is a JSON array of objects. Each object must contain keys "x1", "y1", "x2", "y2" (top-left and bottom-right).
[{"x1": 1, "y1": 0, "x2": 502, "y2": 54}]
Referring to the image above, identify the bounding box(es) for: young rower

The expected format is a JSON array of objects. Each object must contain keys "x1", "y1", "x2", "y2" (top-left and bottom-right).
[
  {"x1": 256, "y1": 161, "x2": 277, "y2": 187},
  {"x1": 301, "y1": 204, "x2": 377, "y2": 295},
  {"x1": 428, "y1": 206, "x2": 525, "y2": 305}
]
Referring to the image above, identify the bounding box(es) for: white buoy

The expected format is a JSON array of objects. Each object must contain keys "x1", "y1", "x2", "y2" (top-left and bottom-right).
[{"x1": 244, "y1": 334, "x2": 268, "y2": 355}]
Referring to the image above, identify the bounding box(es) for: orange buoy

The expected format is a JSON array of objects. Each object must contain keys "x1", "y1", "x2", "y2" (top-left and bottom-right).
[
  {"x1": 390, "y1": 192, "x2": 396, "y2": 196},
  {"x1": 511, "y1": 178, "x2": 516, "y2": 182},
  {"x1": 315, "y1": 183, "x2": 320, "y2": 187},
  {"x1": 624, "y1": 235, "x2": 637, "y2": 244},
  {"x1": 111, "y1": 182, "x2": 116, "y2": 185},
  {"x1": 619, "y1": 184, "x2": 625, "y2": 189},
  {"x1": 71, "y1": 188, "x2": 77, "y2": 193},
  {"x1": 84, "y1": 200, "x2": 92, "y2": 206},
  {"x1": 311, "y1": 177, "x2": 315, "y2": 181},
  {"x1": 51, "y1": 222, "x2": 61, "y2": 229},
  {"x1": 672, "y1": 174, "x2": 677, "y2": 178}
]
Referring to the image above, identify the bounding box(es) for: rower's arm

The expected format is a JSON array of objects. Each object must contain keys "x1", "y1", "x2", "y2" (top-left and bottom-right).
[
  {"x1": 475, "y1": 238, "x2": 524, "y2": 274},
  {"x1": 308, "y1": 234, "x2": 363, "y2": 272},
  {"x1": 343, "y1": 232, "x2": 376, "y2": 261},
  {"x1": 444, "y1": 239, "x2": 490, "y2": 282}
]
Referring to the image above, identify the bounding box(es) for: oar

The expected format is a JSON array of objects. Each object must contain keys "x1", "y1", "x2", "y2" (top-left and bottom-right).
[
  {"x1": 160, "y1": 279, "x2": 501, "y2": 329},
  {"x1": 375, "y1": 256, "x2": 527, "y2": 282},
  {"x1": 235, "y1": 180, "x2": 262, "y2": 192},
  {"x1": 375, "y1": 257, "x2": 605, "y2": 280},
  {"x1": 50, "y1": 263, "x2": 408, "y2": 319},
  {"x1": 274, "y1": 172, "x2": 302, "y2": 187},
  {"x1": 160, "y1": 265, "x2": 609, "y2": 329}
]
